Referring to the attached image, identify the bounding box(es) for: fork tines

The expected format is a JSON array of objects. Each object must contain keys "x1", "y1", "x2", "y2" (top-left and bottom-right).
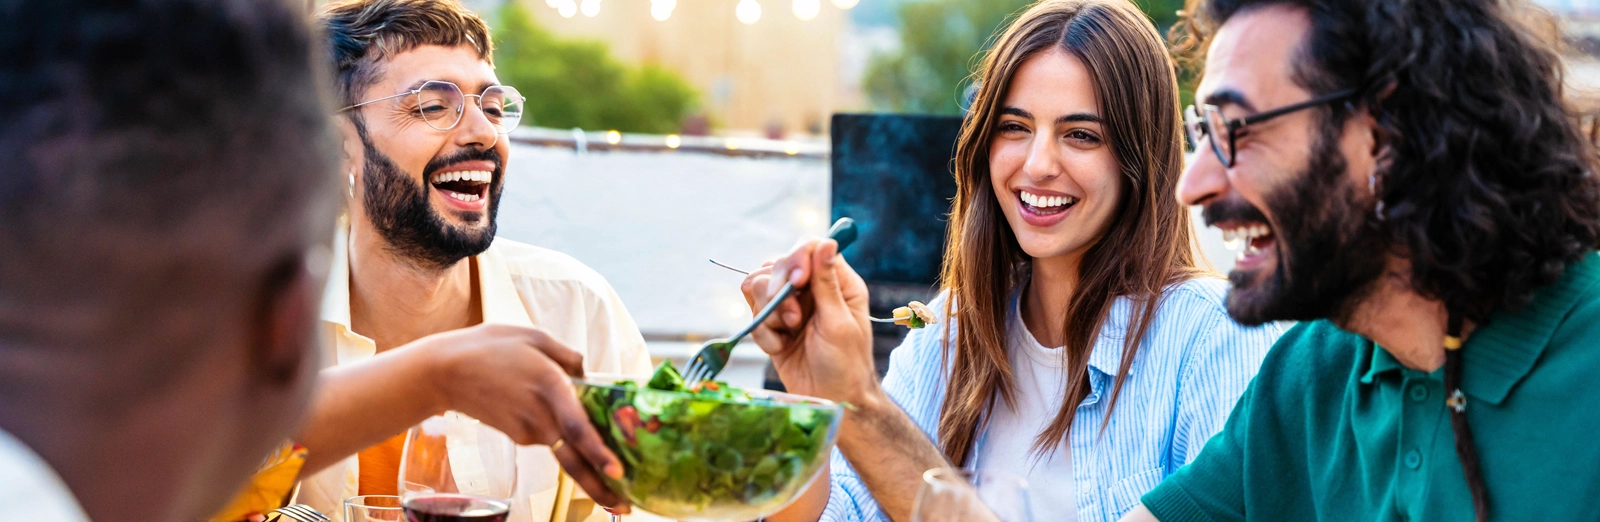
[
  {"x1": 683, "y1": 352, "x2": 723, "y2": 384},
  {"x1": 683, "y1": 357, "x2": 707, "y2": 383},
  {"x1": 270, "y1": 504, "x2": 331, "y2": 522}
]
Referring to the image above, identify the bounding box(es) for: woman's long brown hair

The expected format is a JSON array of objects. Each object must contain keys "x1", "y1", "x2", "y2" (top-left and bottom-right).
[{"x1": 937, "y1": 0, "x2": 1202, "y2": 466}]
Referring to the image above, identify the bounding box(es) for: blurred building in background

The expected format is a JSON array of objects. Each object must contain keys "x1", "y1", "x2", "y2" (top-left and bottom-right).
[
  {"x1": 1532, "y1": 0, "x2": 1600, "y2": 141},
  {"x1": 477, "y1": 0, "x2": 858, "y2": 137}
]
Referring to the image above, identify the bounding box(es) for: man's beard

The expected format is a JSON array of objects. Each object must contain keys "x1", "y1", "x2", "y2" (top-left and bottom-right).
[
  {"x1": 1211, "y1": 119, "x2": 1388, "y2": 325},
  {"x1": 359, "y1": 133, "x2": 504, "y2": 271}
]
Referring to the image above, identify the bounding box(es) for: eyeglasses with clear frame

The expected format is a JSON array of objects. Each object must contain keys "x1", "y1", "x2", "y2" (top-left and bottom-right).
[
  {"x1": 340, "y1": 80, "x2": 526, "y2": 134},
  {"x1": 1185, "y1": 89, "x2": 1356, "y2": 168}
]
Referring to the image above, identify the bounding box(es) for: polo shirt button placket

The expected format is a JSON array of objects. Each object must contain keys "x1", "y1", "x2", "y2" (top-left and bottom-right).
[
  {"x1": 1408, "y1": 384, "x2": 1428, "y2": 403},
  {"x1": 1404, "y1": 449, "x2": 1422, "y2": 470}
]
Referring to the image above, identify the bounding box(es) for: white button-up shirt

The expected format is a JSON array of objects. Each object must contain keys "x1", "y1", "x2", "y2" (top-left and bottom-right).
[
  {"x1": 0, "y1": 428, "x2": 89, "y2": 522},
  {"x1": 300, "y1": 227, "x2": 653, "y2": 522}
]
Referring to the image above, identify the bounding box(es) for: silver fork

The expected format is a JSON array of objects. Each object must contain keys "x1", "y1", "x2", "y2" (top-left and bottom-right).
[
  {"x1": 266, "y1": 504, "x2": 331, "y2": 522},
  {"x1": 709, "y1": 259, "x2": 902, "y2": 324},
  {"x1": 682, "y1": 217, "x2": 858, "y2": 383}
]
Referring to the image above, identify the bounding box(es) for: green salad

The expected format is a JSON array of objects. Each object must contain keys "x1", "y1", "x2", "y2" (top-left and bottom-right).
[{"x1": 578, "y1": 361, "x2": 838, "y2": 515}]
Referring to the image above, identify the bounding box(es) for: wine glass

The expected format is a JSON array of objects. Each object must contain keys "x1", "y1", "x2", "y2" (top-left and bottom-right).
[
  {"x1": 397, "y1": 411, "x2": 519, "y2": 522},
  {"x1": 910, "y1": 468, "x2": 1033, "y2": 522},
  {"x1": 345, "y1": 495, "x2": 403, "y2": 521}
]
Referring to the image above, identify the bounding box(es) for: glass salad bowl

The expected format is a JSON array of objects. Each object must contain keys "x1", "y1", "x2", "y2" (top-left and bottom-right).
[{"x1": 575, "y1": 363, "x2": 842, "y2": 521}]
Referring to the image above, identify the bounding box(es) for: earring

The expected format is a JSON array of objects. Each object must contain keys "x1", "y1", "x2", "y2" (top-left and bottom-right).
[
  {"x1": 348, "y1": 171, "x2": 355, "y2": 198},
  {"x1": 1369, "y1": 173, "x2": 1386, "y2": 220}
]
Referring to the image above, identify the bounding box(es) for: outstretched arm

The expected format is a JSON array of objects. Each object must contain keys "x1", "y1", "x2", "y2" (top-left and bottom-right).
[
  {"x1": 743, "y1": 240, "x2": 952, "y2": 522},
  {"x1": 293, "y1": 324, "x2": 628, "y2": 509}
]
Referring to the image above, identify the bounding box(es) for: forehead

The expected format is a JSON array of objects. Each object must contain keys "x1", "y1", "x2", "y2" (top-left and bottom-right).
[
  {"x1": 1196, "y1": 4, "x2": 1312, "y2": 110},
  {"x1": 1003, "y1": 49, "x2": 1098, "y2": 112},
  {"x1": 367, "y1": 44, "x2": 499, "y2": 96}
]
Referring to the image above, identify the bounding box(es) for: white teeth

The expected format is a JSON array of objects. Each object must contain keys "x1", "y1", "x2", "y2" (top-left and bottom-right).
[
  {"x1": 1221, "y1": 224, "x2": 1272, "y2": 253},
  {"x1": 1020, "y1": 191, "x2": 1075, "y2": 208},
  {"x1": 431, "y1": 170, "x2": 493, "y2": 185},
  {"x1": 446, "y1": 191, "x2": 481, "y2": 202}
]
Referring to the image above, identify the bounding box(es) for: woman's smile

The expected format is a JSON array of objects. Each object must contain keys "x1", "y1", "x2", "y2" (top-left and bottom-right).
[{"x1": 1016, "y1": 188, "x2": 1080, "y2": 227}]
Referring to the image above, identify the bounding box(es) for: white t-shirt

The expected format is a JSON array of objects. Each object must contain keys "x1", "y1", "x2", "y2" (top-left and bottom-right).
[
  {"x1": 0, "y1": 428, "x2": 89, "y2": 522},
  {"x1": 973, "y1": 303, "x2": 1079, "y2": 522}
]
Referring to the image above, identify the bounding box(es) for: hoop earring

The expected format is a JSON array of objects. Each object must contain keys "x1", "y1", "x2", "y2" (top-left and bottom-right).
[{"x1": 348, "y1": 171, "x2": 355, "y2": 198}]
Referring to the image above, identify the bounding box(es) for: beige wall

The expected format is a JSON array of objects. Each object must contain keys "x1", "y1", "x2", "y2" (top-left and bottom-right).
[{"x1": 516, "y1": 0, "x2": 848, "y2": 135}]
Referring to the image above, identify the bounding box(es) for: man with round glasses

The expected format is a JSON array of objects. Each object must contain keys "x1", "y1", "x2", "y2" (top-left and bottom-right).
[{"x1": 290, "y1": 1, "x2": 652, "y2": 520}]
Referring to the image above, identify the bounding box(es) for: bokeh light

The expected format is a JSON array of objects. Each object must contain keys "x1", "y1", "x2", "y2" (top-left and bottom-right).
[{"x1": 736, "y1": 0, "x2": 762, "y2": 25}]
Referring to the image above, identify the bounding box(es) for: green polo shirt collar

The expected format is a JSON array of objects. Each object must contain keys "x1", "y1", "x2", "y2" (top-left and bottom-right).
[
  {"x1": 1358, "y1": 254, "x2": 1600, "y2": 404},
  {"x1": 1462, "y1": 254, "x2": 1600, "y2": 404},
  {"x1": 1357, "y1": 344, "x2": 1402, "y2": 385}
]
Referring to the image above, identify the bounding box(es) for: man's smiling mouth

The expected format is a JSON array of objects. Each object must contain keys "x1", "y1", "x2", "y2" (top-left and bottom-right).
[
  {"x1": 429, "y1": 170, "x2": 491, "y2": 202},
  {"x1": 1217, "y1": 221, "x2": 1276, "y2": 268}
]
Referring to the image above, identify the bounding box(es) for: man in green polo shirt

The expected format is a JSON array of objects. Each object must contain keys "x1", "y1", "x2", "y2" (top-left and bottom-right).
[{"x1": 1119, "y1": 0, "x2": 1600, "y2": 521}]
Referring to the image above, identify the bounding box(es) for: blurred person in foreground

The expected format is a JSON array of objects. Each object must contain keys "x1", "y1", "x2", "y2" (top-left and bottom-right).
[
  {"x1": 740, "y1": 1, "x2": 1283, "y2": 521},
  {"x1": 0, "y1": 0, "x2": 342, "y2": 520},
  {"x1": 1118, "y1": 0, "x2": 1600, "y2": 521},
  {"x1": 291, "y1": 1, "x2": 651, "y2": 519}
]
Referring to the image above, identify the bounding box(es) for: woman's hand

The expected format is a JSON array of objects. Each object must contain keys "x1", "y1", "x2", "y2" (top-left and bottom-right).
[
  {"x1": 739, "y1": 239, "x2": 879, "y2": 407},
  {"x1": 743, "y1": 239, "x2": 954, "y2": 522}
]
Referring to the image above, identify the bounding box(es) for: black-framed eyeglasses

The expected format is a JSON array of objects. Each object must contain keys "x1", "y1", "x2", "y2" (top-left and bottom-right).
[
  {"x1": 1185, "y1": 89, "x2": 1356, "y2": 167},
  {"x1": 340, "y1": 80, "x2": 526, "y2": 134}
]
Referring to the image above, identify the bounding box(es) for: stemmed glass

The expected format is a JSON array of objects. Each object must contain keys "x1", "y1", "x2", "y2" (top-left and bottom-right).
[
  {"x1": 397, "y1": 411, "x2": 519, "y2": 522},
  {"x1": 910, "y1": 469, "x2": 1033, "y2": 522},
  {"x1": 345, "y1": 495, "x2": 404, "y2": 521}
]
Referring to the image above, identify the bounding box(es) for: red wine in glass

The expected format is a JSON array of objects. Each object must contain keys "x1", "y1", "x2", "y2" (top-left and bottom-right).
[{"x1": 402, "y1": 494, "x2": 510, "y2": 522}]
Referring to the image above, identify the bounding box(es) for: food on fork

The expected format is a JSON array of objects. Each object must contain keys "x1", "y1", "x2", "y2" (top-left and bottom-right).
[{"x1": 891, "y1": 301, "x2": 938, "y2": 329}]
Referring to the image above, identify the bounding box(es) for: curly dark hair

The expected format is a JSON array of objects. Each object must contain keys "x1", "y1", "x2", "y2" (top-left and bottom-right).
[
  {"x1": 1175, "y1": 1, "x2": 1600, "y2": 519},
  {"x1": 1176, "y1": 0, "x2": 1600, "y2": 324}
]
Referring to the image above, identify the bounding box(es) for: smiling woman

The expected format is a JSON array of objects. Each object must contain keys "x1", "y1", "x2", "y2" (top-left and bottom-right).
[
  {"x1": 940, "y1": 0, "x2": 1211, "y2": 471},
  {"x1": 750, "y1": 1, "x2": 1285, "y2": 522},
  {"x1": 986, "y1": 49, "x2": 1122, "y2": 261}
]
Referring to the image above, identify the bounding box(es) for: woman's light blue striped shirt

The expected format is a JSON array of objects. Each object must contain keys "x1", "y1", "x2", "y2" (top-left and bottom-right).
[{"x1": 819, "y1": 277, "x2": 1284, "y2": 522}]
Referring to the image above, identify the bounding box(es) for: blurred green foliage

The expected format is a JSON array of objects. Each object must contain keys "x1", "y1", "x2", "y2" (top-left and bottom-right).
[
  {"x1": 863, "y1": 0, "x2": 1189, "y2": 115},
  {"x1": 493, "y1": 1, "x2": 698, "y2": 133}
]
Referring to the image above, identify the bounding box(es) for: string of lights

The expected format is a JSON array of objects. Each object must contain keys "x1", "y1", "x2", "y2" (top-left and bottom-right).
[
  {"x1": 511, "y1": 127, "x2": 829, "y2": 159},
  {"x1": 541, "y1": 0, "x2": 859, "y2": 23}
]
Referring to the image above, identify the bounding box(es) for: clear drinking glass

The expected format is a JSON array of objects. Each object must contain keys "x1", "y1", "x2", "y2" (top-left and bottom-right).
[
  {"x1": 344, "y1": 495, "x2": 404, "y2": 522},
  {"x1": 910, "y1": 468, "x2": 1033, "y2": 522},
  {"x1": 397, "y1": 411, "x2": 519, "y2": 522}
]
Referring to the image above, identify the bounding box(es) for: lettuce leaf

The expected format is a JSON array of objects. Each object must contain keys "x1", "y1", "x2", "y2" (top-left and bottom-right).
[{"x1": 579, "y1": 360, "x2": 834, "y2": 512}]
